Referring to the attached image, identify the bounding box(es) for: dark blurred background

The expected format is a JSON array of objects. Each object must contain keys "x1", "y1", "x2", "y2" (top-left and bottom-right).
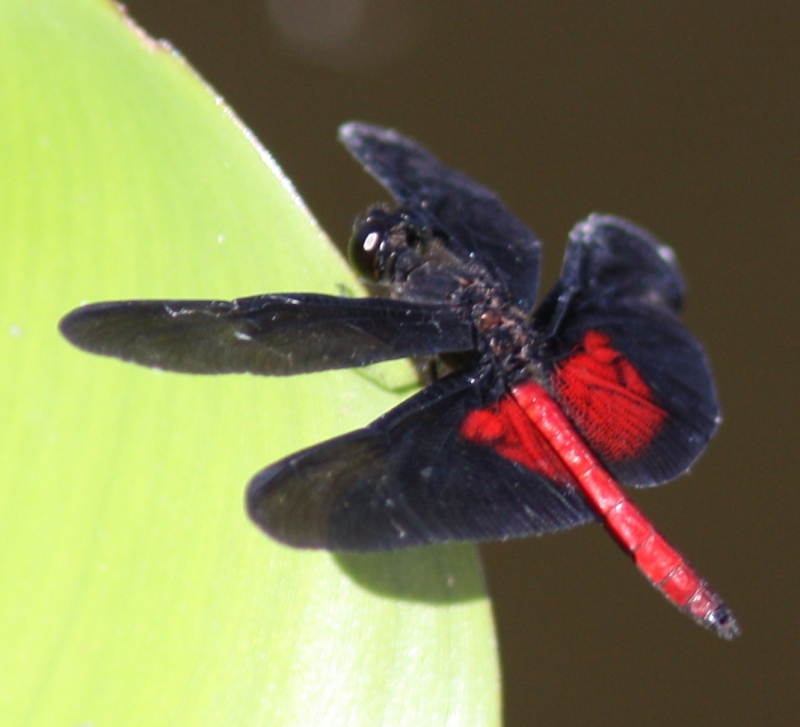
[{"x1": 124, "y1": 2, "x2": 799, "y2": 724}]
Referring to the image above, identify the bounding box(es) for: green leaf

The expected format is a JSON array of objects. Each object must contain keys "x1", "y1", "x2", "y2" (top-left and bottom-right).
[{"x1": 0, "y1": 1, "x2": 500, "y2": 725}]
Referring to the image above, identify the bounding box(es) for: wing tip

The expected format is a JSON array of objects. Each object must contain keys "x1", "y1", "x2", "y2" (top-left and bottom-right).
[
  {"x1": 246, "y1": 460, "x2": 335, "y2": 550},
  {"x1": 340, "y1": 120, "x2": 394, "y2": 142},
  {"x1": 58, "y1": 303, "x2": 108, "y2": 352},
  {"x1": 339, "y1": 121, "x2": 420, "y2": 159},
  {"x1": 570, "y1": 214, "x2": 679, "y2": 269}
]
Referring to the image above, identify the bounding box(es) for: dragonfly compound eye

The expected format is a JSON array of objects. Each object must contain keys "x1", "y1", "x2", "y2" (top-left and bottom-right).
[{"x1": 348, "y1": 208, "x2": 393, "y2": 280}]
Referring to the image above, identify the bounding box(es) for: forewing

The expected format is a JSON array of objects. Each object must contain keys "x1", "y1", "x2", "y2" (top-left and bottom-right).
[
  {"x1": 247, "y1": 369, "x2": 595, "y2": 551},
  {"x1": 339, "y1": 122, "x2": 542, "y2": 312},
  {"x1": 536, "y1": 215, "x2": 719, "y2": 487},
  {"x1": 59, "y1": 293, "x2": 474, "y2": 375}
]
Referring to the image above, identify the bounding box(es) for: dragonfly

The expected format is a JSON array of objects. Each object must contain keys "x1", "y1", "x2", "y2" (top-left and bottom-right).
[{"x1": 60, "y1": 122, "x2": 740, "y2": 639}]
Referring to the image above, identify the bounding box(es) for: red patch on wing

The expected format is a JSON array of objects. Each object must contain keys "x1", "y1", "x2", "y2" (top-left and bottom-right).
[
  {"x1": 460, "y1": 393, "x2": 575, "y2": 485},
  {"x1": 552, "y1": 330, "x2": 667, "y2": 461}
]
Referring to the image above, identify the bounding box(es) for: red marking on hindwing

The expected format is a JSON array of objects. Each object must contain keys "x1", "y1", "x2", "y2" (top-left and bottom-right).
[
  {"x1": 460, "y1": 395, "x2": 575, "y2": 485},
  {"x1": 459, "y1": 379, "x2": 739, "y2": 639},
  {"x1": 552, "y1": 329, "x2": 667, "y2": 461}
]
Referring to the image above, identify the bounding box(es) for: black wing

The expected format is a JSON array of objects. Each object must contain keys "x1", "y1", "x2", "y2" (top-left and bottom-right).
[
  {"x1": 247, "y1": 368, "x2": 596, "y2": 551},
  {"x1": 535, "y1": 215, "x2": 719, "y2": 487},
  {"x1": 339, "y1": 122, "x2": 542, "y2": 312},
  {"x1": 59, "y1": 294, "x2": 474, "y2": 375}
]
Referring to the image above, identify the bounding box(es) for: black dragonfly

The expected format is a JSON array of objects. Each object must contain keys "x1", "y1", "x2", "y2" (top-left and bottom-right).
[{"x1": 59, "y1": 123, "x2": 739, "y2": 638}]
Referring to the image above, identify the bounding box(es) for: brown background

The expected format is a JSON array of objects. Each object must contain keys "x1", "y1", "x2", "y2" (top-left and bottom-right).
[{"x1": 124, "y1": 2, "x2": 799, "y2": 724}]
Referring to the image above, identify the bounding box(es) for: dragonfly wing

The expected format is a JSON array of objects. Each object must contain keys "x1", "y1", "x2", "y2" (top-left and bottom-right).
[
  {"x1": 536, "y1": 215, "x2": 719, "y2": 487},
  {"x1": 248, "y1": 368, "x2": 596, "y2": 551},
  {"x1": 59, "y1": 294, "x2": 474, "y2": 375}
]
